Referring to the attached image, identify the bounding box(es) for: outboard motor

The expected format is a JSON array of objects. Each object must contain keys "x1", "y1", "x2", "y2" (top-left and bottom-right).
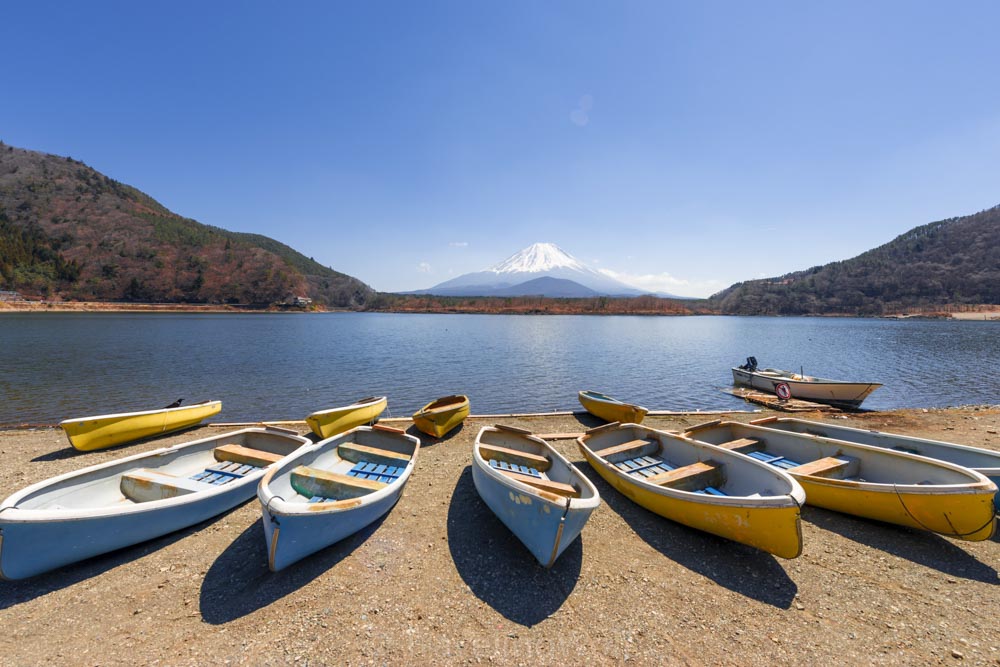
[{"x1": 739, "y1": 357, "x2": 758, "y2": 372}]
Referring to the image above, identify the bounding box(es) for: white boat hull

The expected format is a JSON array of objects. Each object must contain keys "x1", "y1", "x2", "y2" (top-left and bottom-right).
[
  {"x1": 732, "y1": 367, "x2": 881, "y2": 408},
  {"x1": 0, "y1": 427, "x2": 310, "y2": 580}
]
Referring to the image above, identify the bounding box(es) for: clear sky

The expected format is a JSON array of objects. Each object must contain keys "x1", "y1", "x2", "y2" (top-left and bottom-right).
[{"x1": 4, "y1": 2, "x2": 999, "y2": 297}]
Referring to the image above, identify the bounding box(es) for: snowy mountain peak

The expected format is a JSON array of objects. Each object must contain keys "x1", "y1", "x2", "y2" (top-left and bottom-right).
[{"x1": 489, "y1": 242, "x2": 587, "y2": 274}]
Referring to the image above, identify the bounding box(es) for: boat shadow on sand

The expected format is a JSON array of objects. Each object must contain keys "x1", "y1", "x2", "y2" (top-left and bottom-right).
[
  {"x1": 446, "y1": 466, "x2": 583, "y2": 628},
  {"x1": 803, "y1": 507, "x2": 998, "y2": 585},
  {"x1": 0, "y1": 505, "x2": 243, "y2": 612},
  {"x1": 405, "y1": 423, "x2": 465, "y2": 448},
  {"x1": 576, "y1": 463, "x2": 799, "y2": 610},
  {"x1": 199, "y1": 514, "x2": 388, "y2": 625}
]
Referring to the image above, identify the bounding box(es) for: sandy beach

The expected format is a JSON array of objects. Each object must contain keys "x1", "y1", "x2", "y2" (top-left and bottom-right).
[{"x1": 1, "y1": 406, "x2": 999, "y2": 666}]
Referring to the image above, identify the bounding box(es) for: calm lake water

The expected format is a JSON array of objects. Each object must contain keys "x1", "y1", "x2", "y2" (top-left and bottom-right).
[{"x1": 1, "y1": 313, "x2": 997, "y2": 424}]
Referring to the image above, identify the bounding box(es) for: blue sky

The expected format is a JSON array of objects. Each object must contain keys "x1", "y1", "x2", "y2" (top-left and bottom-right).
[{"x1": 4, "y1": 2, "x2": 1000, "y2": 297}]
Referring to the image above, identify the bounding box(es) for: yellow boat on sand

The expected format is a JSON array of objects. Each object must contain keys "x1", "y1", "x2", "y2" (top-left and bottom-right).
[
  {"x1": 59, "y1": 399, "x2": 223, "y2": 451},
  {"x1": 578, "y1": 390, "x2": 648, "y2": 424},
  {"x1": 681, "y1": 420, "x2": 997, "y2": 541},
  {"x1": 577, "y1": 422, "x2": 805, "y2": 559},
  {"x1": 412, "y1": 395, "x2": 470, "y2": 438},
  {"x1": 305, "y1": 396, "x2": 388, "y2": 439}
]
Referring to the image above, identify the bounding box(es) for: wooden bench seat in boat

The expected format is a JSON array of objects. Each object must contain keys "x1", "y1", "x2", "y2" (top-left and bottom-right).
[
  {"x1": 121, "y1": 468, "x2": 213, "y2": 502},
  {"x1": 716, "y1": 437, "x2": 763, "y2": 453},
  {"x1": 789, "y1": 456, "x2": 858, "y2": 478},
  {"x1": 338, "y1": 441, "x2": 411, "y2": 467},
  {"x1": 594, "y1": 438, "x2": 658, "y2": 460},
  {"x1": 479, "y1": 443, "x2": 551, "y2": 472},
  {"x1": 493, "y1": 468, "x2": 581, "y2": 498},
  {"x1": 291, "y1": 465, "x2": 387, "y2": 501},
  {"x1": 645, "y1": 460, "x2": 725, "y2": 492},
  {"x1": 214, "y1": 444, "x2": 284, "y2": 468}
]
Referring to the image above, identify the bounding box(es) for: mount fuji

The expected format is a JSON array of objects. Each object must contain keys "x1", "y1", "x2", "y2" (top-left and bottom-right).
[{"x1": 412, "y1": 243, "x2": 656, "y2": 297}]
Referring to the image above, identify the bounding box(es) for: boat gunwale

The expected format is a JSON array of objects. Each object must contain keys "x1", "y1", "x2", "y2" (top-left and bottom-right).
[
  {"x1": 304, "y1": 396, "x2": 388, "y2": 420},
  {"x1": 413, "y1": 395, "x2": 470, "y2": 417},
  {"x1": 0, "y1": 426, "x2": 310, "y2": 521},
  {"x1": 577, "y1": 424, "x2": 805, "y2": 509},
  {"x1": 258, "y1": 425, "x2": 421, "y2": 517},
  {"x1": 472, "y1": 426, "x2": 600, "y2": 510},
  {"x1": 58, "y1": 400, "x2": 223, "y2": 427},
  {"x1": 681, "y1": 421, "x2": 997, "y2": 494},
  {"x1": 578, "y1": 390, "x2": 648, "y2": 413}
]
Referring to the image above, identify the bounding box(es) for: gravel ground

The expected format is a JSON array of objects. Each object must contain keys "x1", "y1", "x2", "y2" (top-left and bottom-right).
[{"x1": 1, "y1": 406, "x2": 999, "y2": 666}]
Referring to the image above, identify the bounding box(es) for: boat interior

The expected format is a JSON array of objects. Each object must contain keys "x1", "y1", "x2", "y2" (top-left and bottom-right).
[
  {"x1": 586, "y1": 426, "x2": 798, "y2": 498},
  {"x1": 420, "y1": 395, "x2": 467, "y2": 414},
  {"x1": 268, "y1": 426, "x2": 417, "y2": 506},
  {"x1": 16, "y1": 430, "x2": 303, "y2": 510},
  {"x1": 683, "y1": 423, "x2": 978, "y2": 486},
  {"x1": 477, "y1": 425, "x2": 588, "y2": 500}
]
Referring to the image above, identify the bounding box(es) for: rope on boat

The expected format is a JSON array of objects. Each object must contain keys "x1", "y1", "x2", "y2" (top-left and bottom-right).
[{"x1": 893, "y1": 484, "x2": 995, "y2": 539}]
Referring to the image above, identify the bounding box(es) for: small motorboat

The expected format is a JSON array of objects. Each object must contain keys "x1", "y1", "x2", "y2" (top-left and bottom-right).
[
  {"x1": 59, "y1": 399, "x2": 223, "y2": 451},
  {"x1": 305, "y1": 396, "x2": 388, "y2": 439},
  {"x1": 751, "y1": 415, "x2": 1000, "y2": 511},
  {"x1": 681, "y1": 420, "x2": 996, "y2": 541},
  {"x1": 578, "y1": 422, "x2": 805, "y2": 559},
  {"x1": 578, "y1": 390, "x2": 648, "y2": 424},
  {"x1": 472, "y1": 424, "x2": 600, "y2": 567},
  {"x1": 732, "y1": 357, "x2": 881, "y2": 408},
  {"x1": 258, "y1": 424, "x2": 420, "y2": 571},
  {"x1": 0, "y1": 425, "x2": 309, "y2": 579},
  {"x1": 412, "y1": 395, "x2": 470, "y2": 438}
]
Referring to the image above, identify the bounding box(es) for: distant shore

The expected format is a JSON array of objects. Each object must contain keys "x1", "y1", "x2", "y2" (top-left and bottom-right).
[{"x1": 3, "y1": 299, "x2": 999, "y2": 319}]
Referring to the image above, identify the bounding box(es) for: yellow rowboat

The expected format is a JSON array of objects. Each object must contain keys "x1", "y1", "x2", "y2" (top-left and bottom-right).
[
  {"x1": 305, "y1": 396, "x2": 388, "y2": 439},
  {"x1": 577, "y1": 422, "x2": 805, "y2": 559},
  {"x1": 680, "y1": 420, "x2": 997, "y2": 541},
  {"x1": 412, "y1": 395, "x2": 470, "y2": 438},
  {"x1": 59, "y1": 400, "x2": 223, "y2": 451},
  {"x1": 578, "y1": 390, "x2": 648, "y2": 424}
]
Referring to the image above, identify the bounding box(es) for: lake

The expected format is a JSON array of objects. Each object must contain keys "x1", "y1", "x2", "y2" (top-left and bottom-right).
[{"x1": 1, "y1": 312, "x2": 997, "y2": 425}]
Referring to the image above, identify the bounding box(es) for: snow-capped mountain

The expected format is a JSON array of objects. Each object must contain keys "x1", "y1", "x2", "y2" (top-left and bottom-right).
[{"x1": 412, "y1": 243, "x2": 649, "y2": 297}]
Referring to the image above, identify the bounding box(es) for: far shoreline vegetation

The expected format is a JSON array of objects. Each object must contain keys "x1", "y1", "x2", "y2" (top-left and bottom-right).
[{"x1": 2, "y1": 291, "x2": 998, "y2": 319}]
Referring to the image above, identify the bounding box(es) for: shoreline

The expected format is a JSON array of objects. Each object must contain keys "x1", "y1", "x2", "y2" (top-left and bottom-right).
[
  {"x1": 2, "y1": 300, "x2": 999, "y2": 319},
  {"x1": 1, "y1": 405, "x2": 999, "y2": 664}
]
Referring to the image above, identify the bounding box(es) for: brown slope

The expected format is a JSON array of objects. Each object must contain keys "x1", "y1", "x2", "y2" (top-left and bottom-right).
[{"x1": 0, "y1": 143, "x2": 373, "y2": 307}]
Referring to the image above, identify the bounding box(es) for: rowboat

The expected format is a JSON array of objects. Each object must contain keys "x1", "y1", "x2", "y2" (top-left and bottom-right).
[
  {"x1": 578, "y1": 390, "x2": 648, "y2": 424},
  {"x1": 0, "y1": 425, "x2": 309, "y2": 579},
  {"x1": 59, "y1": 399, "x2": 223, "y2": 451},
  {"x1": 258, "y1": 425, "x2": 420, "y2": 571},
  {"x1": 577, "y1": 422, "x2": 805, "y2": 559},
  {"x1": 412, "y1": 395, "x2": 470, "y2": 438},
  {"x1": 681, "y1": 420, "x2": 996, "y2": 541},
  {"x1": 751, "y1": 415, "x2": 1000, "y2": 511},
  {"x1": 472, "y1": 424, "x2": 600, "y2": 567},
  {"x1": 305, "y1": 396, "x2": 388, "y2": 439},
  {"x1": 732, "y1": 357, "x2": 881, "y2": 408}
]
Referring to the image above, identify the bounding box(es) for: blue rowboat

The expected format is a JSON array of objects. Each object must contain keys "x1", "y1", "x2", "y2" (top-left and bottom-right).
[{"x1": 472, "y1": 424, "x2": 600, "y2": 567}]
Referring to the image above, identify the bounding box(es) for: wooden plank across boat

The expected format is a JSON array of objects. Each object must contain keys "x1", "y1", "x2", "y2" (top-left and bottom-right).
[
  {"x1": 0, "y1": 425, "x2": 310, "y2": 579},
  {"x1": 412, "y1": 395, "x2": 470, "y2": 438},
  {"x1": 577, "y1": 422, "x2": 805, "y2": 559},
  {"x1": 680, "y1": 420, "x2": 997, "y2": 541},
  {"x1": 732, "y1": 358, "x2": 881, "y2": 409},
  {"x1": 578, "y1": 390, "x2": 648, "y2": 424},
  {"x1": 472, "y1": 424, "x2": 600, "y2": 567},
  {"x1": 258, "y1": 424, "x2": 420, "y2": 572},
  {"x1": 750, "y1": 415, "x2": 1000, "y2": 511},
  {"x1": 305, "y1": 396, "x2": 388, "y2": 439},
  {"x1": 59, "y1": 399, "x2": 223, "y2": 451}
]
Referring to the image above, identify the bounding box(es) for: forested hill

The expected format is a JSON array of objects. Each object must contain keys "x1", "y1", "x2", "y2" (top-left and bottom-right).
[
  {"x1": 709, "y1": 206, "x2": 1000, "y2": 315},
  {"x1": 0, "y1": 143, "x2": 373, "y2": 307}
]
